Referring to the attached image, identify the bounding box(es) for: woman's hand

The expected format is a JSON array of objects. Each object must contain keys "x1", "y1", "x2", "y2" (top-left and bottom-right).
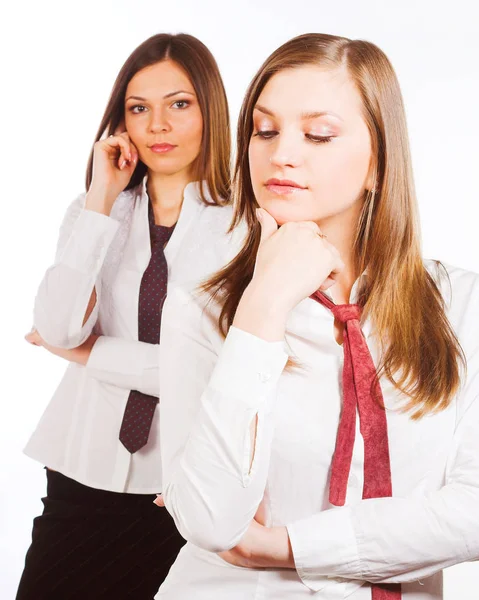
[
  {"x1": 153, "y1": 495, "x2": 294, "y2": 570},
  {"x1": 25, "y1": 329, "x2": 99, "y2": 366},
  {"x1": 25, "y1": 329, "x2": 43, "y2": 346},
  {"x1": 253, "y1": 208, "x2": 343, "y2": 311},
  {"x1": 218, "y1": 520, "x2": 294, "y2": 570},
  {"x1": 233, "y1": 208, "x2": 344, "y2": 341},
  {"x1": 86, "y1": 130, "x2": 139, "y2": 215}
]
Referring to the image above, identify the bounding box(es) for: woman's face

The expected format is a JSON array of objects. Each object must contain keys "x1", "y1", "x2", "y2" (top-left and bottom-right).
[
  {"x1": 124, "y1": 60, "x2": 203, "y2": 178},
  {"x1": 249, "y1": 65, "x2": 373, "y2": 226}
]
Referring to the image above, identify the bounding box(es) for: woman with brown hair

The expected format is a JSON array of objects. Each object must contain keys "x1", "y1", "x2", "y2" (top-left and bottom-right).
[
  {"x1": 156, "y1": 33, "x2": 479, "y2": 599},
  {"x1": 17, "y1": 33, "x2": 242, "y2": 599}
]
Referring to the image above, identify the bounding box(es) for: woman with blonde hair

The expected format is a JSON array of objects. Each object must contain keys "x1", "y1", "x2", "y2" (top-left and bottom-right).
[
  {"x1": 156, "y1": 33, "x2": 479, "y2": 599},
  {"x1": 17, "y1": 32, "x2": 242, "y2": 600}
]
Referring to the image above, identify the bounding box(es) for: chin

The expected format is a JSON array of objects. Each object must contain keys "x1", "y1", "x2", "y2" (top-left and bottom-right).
[
  {"x1": 146, "y1": 162, "x2": 189, "y2": 177},
  {"x1": 258, "y1": 197, "x2": 312, "y2": 226}
]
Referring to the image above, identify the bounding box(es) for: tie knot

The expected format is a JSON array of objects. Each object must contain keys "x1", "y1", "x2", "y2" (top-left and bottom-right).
[
  {"x1": 151, "y1": 224, "x2": 175, "y2": 248},
  {"x1": 331, "y1": 303, "x2": 361, "y2": 323}
]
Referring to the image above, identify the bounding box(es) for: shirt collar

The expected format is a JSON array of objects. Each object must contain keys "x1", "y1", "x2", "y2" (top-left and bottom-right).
[{"x1": 321, "y1": 269, "x2": 368, "y2": 305}]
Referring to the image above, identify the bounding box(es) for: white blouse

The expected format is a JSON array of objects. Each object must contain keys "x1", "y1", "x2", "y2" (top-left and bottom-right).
[
  {"x1": 24, "y1": 180, "x2": 244, "y2": 493},
  {"x1": 157, "y1": 261, "x2": 479, "y2": 599}
]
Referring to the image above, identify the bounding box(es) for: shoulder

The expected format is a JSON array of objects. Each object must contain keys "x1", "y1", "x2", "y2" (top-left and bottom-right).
[
  {"x1": 198, "y1": 202, "x2": 247, "y2": 246},
  {"x1": 425, "y1": 259, "x2": 479, "y2": 317},
  {"x1": 189, "y1": 181, "x2": 245, "y2": 238},
  {"x1": 178, "y1": 183, "x2": 247, "y2": 273},
  {"x1": 426, "y1": 260, "x2": 479, "y2": 381},
  {"x1": 109, "y1": 186, "x2": 139, "y2": 222}
]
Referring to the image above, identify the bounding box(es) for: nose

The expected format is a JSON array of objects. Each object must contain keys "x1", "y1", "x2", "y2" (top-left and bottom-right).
[
  {"x1": 268, "y1": 130, "x2": 303, "y2": 169},
  {"x1": 149, "y1": 107, "x2": 171, "y2": 134}
]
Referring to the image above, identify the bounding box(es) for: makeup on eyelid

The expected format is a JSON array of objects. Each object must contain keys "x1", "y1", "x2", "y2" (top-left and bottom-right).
[{"x1": 253, "y1": 118, "x2": 340, "y2": 138}]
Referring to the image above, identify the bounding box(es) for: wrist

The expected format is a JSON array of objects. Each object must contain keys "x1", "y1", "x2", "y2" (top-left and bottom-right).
[
  {"x1": 78, "y1": 334, "x2": 100, "y2": 366},
  {"x1": 251, "y1": 525, "x2": 294, "y2": 569},
  {"x1": 85, "y1": 189, "x2": 116, "y2": 216},
  {"x1": 268, "y1": 526, "x2": 295, "y2": 569},
  {"x1": 233, "y1": 282, "x2": 290, "y2": 342}
]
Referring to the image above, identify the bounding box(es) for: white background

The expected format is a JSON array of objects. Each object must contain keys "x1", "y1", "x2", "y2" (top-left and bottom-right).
[{"x1": 1, "y1": 0, "x2": 478, "y2": 597}]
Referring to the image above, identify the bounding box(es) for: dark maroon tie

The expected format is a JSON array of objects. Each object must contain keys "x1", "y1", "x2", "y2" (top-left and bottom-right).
[
  {"x1": 311, "y1": 291, "x2": 401, "y2": 600},
  {"x1": 119, "y1": 204, "x2": 175, "y2": 454}
]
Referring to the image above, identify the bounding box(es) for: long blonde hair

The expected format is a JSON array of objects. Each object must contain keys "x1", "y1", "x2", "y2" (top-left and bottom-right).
[{"x1": 204, "y1": 33, "x2": 464, "y2": 418}]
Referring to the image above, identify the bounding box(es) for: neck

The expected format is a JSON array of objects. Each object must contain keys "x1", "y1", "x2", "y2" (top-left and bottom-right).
[
  {"x1": 317, "y1": 199, "x2": 363, "y2": 305},
  {"x1": 146, "y1": 169, "x2": 194, "y2": 226}
]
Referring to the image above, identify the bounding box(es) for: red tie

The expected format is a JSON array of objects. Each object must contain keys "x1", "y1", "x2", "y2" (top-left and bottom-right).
[{"x1": 311, "y1": 291, "x2": 401, "y2": 600}]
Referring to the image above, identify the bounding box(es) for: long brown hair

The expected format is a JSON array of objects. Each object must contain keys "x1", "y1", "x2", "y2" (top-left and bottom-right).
[
  {"x1": 204, "y1": 33, "x2": 465, "y2": 418},
  {"x1": 85, "y1": 33, "x2": 231, "y2": 205}
]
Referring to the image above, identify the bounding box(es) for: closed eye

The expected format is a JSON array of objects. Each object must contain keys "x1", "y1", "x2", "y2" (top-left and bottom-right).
[
  {"x1": 254, "y1": 131, "x2": 334, "y2": 144},
  {"x1": 306, "y1": 134, "x2": 334, "y2": 144},
  {"x1": 253, "y1": 130, "x2": 278, "y2": 139}
]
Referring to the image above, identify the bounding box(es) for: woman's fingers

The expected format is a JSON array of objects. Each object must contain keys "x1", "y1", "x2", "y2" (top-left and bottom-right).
[
  {"x1": 323, "y1": 240, "x2": 344, "y2": 276},
  {"x1": 153, "y1": 494, "x2": 165, "y2": 507},
  {"x1": 102, "y1": 134, "x2": 133, "y2": 167},
  {"x1": 296, "y1": 221, "x2": 322, "y2": 235},
  {"x1": 25, "y1": 329, "x2": 42, "y2": 346},
  {"x1": 117, "y1": 131, "x2": 139, "y2": 165},
  {"x1": 257, "y1": 208, "x2": 278, "y2": 244},
  {"x1": 318, "y1": 276, "x2": 337, "y2": 291}
]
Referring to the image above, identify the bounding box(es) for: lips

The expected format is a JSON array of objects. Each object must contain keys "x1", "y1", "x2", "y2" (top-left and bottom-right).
[
  {"x1": 265, "y1": 178, "x2": 307, "y2": 195},
  {"x1": 150, "y1": 143, "x2": 177, "y2": 154}
]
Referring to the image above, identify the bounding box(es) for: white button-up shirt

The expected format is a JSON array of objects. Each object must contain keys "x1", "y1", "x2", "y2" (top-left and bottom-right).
[
  {"x1": 157, "y1": 262, "x2": 479, "y2": 599},
  {"x1": 24, "y1": 180, "x2": 244, "y2": 493}
]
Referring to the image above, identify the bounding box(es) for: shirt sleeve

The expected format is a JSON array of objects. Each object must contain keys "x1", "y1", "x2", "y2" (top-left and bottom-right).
[
  {"x1": 33, "y1": 194, "x2": 120, "y2": 348},
  {"x1": 159, "y1": 285, "x2": 289, "y2": 553},
  {"x1": 85, "y1": 336, "x2": 159, "y2": 397},
  {"x1": 287, "y1": 391, "x2": 479, "y2": 587}
]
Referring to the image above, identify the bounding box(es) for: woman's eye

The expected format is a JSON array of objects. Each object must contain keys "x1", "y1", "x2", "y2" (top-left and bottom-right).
[
  {"x1": 130, "y1": 105, "x2": 147, "y2": 114},
  {"x1": 253, "y1": 130, "x2": 278, "y2": 139},
  {"x1": 172, "y1": 100, "x2": 190, "y2": 109},
  {"x1": 306, "y1": 134, "x2": 334, "y2": 144}
]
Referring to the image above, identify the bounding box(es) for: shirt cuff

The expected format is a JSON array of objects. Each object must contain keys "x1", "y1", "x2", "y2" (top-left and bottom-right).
[
  {"x1": 208, "y1": 326, "x2": 289, "y2": 410},
  {"x1": 287, "y1": 506, "x2": 363, "y2": 591},
  {"x1": 57, "y1": 208, "x2": 120, "y2": 274},
  {"x1": 86, "y1": 336, "x2": 159, "y2": 397}
]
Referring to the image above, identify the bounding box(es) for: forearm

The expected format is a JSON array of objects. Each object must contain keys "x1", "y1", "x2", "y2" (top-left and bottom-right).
[
  {"x1": 37, "y1": 333, "x2": 161, "y2": 397},
  {"x1": 34, "y1": 208, "x2": 119, "y2": 348},
  {"x1": 162, "y1": 327, "x2": 288, "y2": 553},
  {"x1": 86, "y1": 336, "x2": 160, "y2": 396},
  {"x1": 233, "y1": 282, "x2": 289, "y2": 342},
  {"x1": 40, "y1": 334, "x2": 100, "y2": 365},
  {"x1": 233, "y1": 282, "x2": 289, "y2": 468},
  {"x1": 261, "y1": 526, "x2": 294, "y2": 569},
  {"x1": 286, "y1": 484, "x2": 479, "y2": 585},
  {"x1": 219, "y1": 523, "x2": 294, "y2": 570}
]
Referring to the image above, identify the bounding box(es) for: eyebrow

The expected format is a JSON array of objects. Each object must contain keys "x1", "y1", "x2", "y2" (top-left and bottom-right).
[
  {"x1": 125, "y1": 90, "x2": 195, "y2": 102},
  {"x1": 254, "y1": 104, "x2": 343, "y2": 121}
]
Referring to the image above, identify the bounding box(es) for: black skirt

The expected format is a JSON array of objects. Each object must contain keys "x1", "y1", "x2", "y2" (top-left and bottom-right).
[{"x1": 16, "y1": 469, "x2": 186, "y2": 600}]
